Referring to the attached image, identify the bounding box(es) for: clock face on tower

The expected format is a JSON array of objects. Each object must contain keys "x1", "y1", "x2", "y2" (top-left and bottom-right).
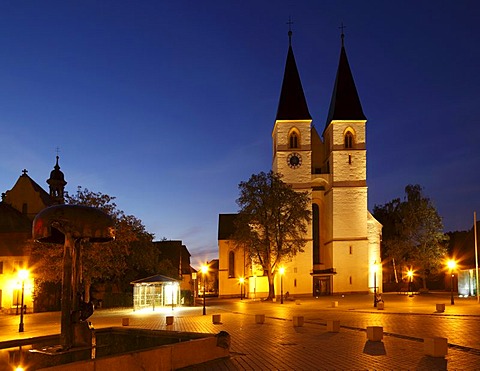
[{"x1": 287, "y1": 152, "x2": 302, "y2": 169}]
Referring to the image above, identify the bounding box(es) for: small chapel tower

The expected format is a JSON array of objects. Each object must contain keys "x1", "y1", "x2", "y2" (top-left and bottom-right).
[{"x1": 47, "y1": 156, "x2": 67, "y2": 204}]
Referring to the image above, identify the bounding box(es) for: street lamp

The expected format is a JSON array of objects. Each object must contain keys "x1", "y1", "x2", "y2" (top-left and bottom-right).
[
  {"x1": 201, "y1": 264, "x2": 208, "y2": 315},
  {"x1": 239, "y1": 277, "x2": 245, "y2": 300},
  {"x1": 18, "y1": 269, "x2": 28, "y2": 332},
  {"x1": 447, "y1": 259, "x2": 456, "y2": 305},
  {"x1": 406, "y1": 269, "x2": 414, "y2": 297},
  {"x1": 191, "y1": 272, "x2": 197, "y2": 306},
  {"x1": 372, "y1": 261, "x2": 378, "y2": 308},
  {"x1": 279, "y1": 267, "x2": 285, "y2": 304}
]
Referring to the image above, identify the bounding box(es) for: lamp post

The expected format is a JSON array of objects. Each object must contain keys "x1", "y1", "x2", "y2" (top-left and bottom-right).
[
  {"x1": 239, "y1": 277, "x2": 244, "y2": 300},
  {"x1": 407, "y1": 269, "x2": 414, "y2": 297},
  {"x1": 201, "y1": 264, "x2": 208, "y2": 315},
  {"x1": 373, "y1": 261, "x2": 378, "y2": 308},
  {"x1": 447, "y1": 259, "x2": 456, "y2": 305},
  {"x1": 191, "y1": 272, "x2": 197, "y2": 306},
  {"x1": 279, "y1": 267, "x2": 285, "y2": 304},
  {"x1": 18, "y1": 269, "x2": 28, "y2": 333}
]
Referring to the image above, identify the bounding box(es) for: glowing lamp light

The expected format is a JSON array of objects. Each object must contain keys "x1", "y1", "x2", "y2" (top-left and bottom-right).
[
  {"x1": 447, "y1": 259, "x2": 456, "y2": 271},
  {"x1": 18, "y1": 269, "x2": 29, "y2": 281},
  {"x1": 279, "y1": 267, "x2": 285, "y2": 275},
  {"x1": 201, "y1": 264, "x2": 208, "y2": 275}
]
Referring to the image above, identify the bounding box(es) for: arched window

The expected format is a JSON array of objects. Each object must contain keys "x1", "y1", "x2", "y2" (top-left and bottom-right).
[
  {"x1": 289, "y1": 131, "x2": 299, "y2": 149},
  {"x1": 344, "y1": 131, "x2": 354, "y2": 149},
  {"x1": 228, "y1": 251, "x2": 235, "y2": 278}
]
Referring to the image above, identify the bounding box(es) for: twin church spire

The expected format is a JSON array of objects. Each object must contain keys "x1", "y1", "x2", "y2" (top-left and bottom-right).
[{"x1": 275, "y1": 27, "x2": 365, "y2": 127}]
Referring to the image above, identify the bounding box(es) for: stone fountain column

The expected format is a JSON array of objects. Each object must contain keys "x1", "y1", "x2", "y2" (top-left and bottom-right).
[{"x1": 33, "y1": 205, "x2": 115, "y2": 349}]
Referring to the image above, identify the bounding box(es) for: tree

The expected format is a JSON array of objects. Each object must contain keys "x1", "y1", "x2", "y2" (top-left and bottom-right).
[
  {"x1": 373, "y1": 184, "x2": 448, "y2": 289},
  {"x1": 31, "y1": 187, "x2": 156, "y2": 302},
  {"x1": 233, "y1": 171, "x2": 311, "y2": 300}
]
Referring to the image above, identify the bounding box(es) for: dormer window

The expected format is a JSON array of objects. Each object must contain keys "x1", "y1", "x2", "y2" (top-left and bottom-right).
[{"x1": 344, "y1": 131, "x2": 354, "y2": 149}]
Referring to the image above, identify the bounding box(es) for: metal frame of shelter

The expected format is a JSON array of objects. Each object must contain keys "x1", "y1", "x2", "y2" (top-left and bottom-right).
[{"x1": 131, "y1": 274, "x2": 181, "y2": 311}]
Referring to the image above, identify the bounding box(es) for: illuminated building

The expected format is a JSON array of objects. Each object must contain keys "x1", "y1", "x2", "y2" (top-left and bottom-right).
[
  {"x1": 0, "y1": 157, "x2": 66, "y2": 312},
  {"x1": 218, "y1": 31, "x2": 382, "y2": 298}
]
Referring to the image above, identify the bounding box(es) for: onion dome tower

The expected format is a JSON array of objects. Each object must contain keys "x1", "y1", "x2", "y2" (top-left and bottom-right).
[{"x1": 47, "y1": 156, "x2": 67, "y2": 204}]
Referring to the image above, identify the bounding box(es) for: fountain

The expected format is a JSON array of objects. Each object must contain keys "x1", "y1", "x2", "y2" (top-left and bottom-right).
[{"x1": 0, "y1": 204, "x2": 229, "y2": 370}]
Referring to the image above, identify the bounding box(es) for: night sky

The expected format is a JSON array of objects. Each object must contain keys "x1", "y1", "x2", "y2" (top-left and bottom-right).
[{"x1": 1, "y1": 1, "x2": 479, "y2": 265}]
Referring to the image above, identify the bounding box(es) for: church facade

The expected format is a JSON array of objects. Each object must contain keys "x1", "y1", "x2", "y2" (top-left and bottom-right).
[{"x1": 218, "y1": 33, "x2": 382, "y2": 298}]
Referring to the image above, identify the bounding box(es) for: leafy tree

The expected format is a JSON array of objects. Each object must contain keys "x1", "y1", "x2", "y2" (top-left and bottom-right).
[
  {"x1": 374, "y1": 184, "x2": 448, "y2": 289},
  {"x1": 32, "y1": 187, "x2": 156, "y2": 302},
  {"x1": 233, "y1": 171, "x2": 311, "y2": 300}
]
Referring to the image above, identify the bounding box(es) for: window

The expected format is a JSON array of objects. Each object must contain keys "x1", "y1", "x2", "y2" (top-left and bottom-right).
[
  {"x1": 228, "y1": 251, "x2": 235, "y2": 278},
  {"x1": 349, "y1": 245, "x2": 353, "y2": 255},
  {"x1": 0, "y1": 261, "x2": 3, "y2": 274},
  {"x1": 289, "y1": 132, "x2": 298, "y2": 148},
  {"x1": 344, "y1": 131, "x2": 354, "y2": 149}
]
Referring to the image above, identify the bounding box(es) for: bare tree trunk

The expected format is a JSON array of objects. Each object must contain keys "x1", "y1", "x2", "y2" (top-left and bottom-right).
[
  {"x1": 84, "y1": 279, "x2": 91, "y2": 303},
  {"x1": 392, "y1": 258, "x2": 399, "y2": 283},
  {"x1": 266, "y1": 269, "x2": 275, "y2": 300}
]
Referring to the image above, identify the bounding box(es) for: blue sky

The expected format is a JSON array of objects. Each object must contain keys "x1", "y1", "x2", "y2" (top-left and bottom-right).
[{"x1": 1, "y1": 1, "x2": 479, "y2": 265}]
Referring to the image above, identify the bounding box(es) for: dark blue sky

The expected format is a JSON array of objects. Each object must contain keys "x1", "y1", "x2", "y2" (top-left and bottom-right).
[{"x1": 1, "y1": 1, "x2": 479, "y2": 264}]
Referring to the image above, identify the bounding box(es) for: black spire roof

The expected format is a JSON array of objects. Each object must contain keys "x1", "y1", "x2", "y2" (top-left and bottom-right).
[
  {"x1": 275, "y1": 32, "x2": 311, "y2": 121},
  {"x1": 325, "y1": 36, "x2": 366, "y2": 129}
]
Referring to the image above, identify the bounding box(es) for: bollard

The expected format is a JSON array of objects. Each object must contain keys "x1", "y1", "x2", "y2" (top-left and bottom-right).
[
  {"x1": 255, "y1": 314, "x2": 265, "y2": 324},
  {"x1": 166, "y1": 316, "x2": 174, "y2": 325},
  {"x1": 366, "y1": 326, "x2": 383, "y2": 342},
  {"x1": 377, "y1": 302, "x2": 384, "y2": 310},
  {"x1": 122, "y1": 318, "x2": 129, "y2": 326},
  {"x1": 327, "y1": 320, "x2": 340, "y2": 333},
  {"x1": 424, "y1": 337, "x2": 448, "y2": 357},
  {"x1": 295, "y1": 300, "x2": 301, "y2": 305},
  {"x1": 212, "y1": 314, "x2": 221, "y2": 324},
  {"x1": 331, "y1": 301, "x2": 338, "y2": 308},
  {"x1": 436, "y1": 303, "x2": 445, "y2": 313},
  {"x1": 293, "y1": 316, "x2": 304, "y2": 327}
]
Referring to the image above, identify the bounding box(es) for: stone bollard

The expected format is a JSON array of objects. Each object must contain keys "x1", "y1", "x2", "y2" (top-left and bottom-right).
[
  {"x1": 122, "y1": 318, "x2": 129, "y2": 326},
  {"x1": 436, "y1": 303, "x2": 445, "y2": 313},
  {"x1": 166, "y1": 316, "x2": 174, "y2": 325},
  {"x1": 212, "y1": 314, "x2": 221, "y2": 324},
  {"x1": 377, "y1": 302, "x2": 384, "y2": 310},
  {"x1": 295, "y1": 300, "x2": 301, "y2": 305},
  {"x1": 366, "y1": 326, "x2": 383, "y2": 342},
  {"x1": 327, "y1": 320, "x2": 340, "y2": 333},
  {"x1": 255, "y1": 314, "x2": 265, "y2": 324},
  {"x1": 424, "y1": 337, "x2": 448, "y2": 357},
  {"x1": 331, "y1": 301, "x2": 339, "y2": 308},
  {"x1": 293, "y1": 316, "x2": 304, "y2": 327}
]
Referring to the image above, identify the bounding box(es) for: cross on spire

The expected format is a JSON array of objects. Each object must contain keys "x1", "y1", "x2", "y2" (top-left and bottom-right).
[
  {"x1": 287, "y1": 17, "x2": 294, "y2": 46},
  {"x1": 339, "y1": 22, "x2": 346, "y2": 46},
  {"x1": 22, "y1": 169, "x2": 28, "y2": 175}
]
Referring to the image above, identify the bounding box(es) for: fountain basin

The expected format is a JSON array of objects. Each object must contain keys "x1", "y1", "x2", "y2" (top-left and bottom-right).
[{"x1": 1, "y1": 327, "x2": 230, "y2": 370}]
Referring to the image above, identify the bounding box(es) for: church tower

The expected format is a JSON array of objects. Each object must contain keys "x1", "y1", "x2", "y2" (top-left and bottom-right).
[
  {"x1": 322, "y1": 32, "x2": 372, "y2": 293},
  {"x1": 272, "y1": 30, "x2": 312, "y2": 188},
  {"x1": 47, "y1": 156, "x2": 67, "y2": 204}
]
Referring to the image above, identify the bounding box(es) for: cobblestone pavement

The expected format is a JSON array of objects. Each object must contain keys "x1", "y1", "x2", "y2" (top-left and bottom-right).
[{"x1": 1, "y1": 292, "x2": 480, "y2": 370}]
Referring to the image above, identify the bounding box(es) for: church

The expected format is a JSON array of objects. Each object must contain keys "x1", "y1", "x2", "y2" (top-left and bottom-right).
[
  {"x1": 0, "y1": 157, "x2": 66, "y2": 312},
  {"x1": 218, "y1": 31, "x2": 382, "y2": 298}
]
